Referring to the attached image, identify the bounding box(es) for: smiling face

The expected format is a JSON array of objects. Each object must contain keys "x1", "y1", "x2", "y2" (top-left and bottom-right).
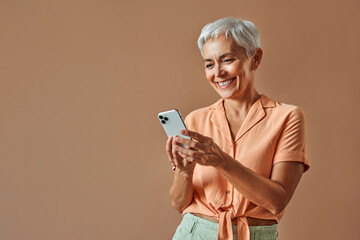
[{"x1": 202, "y1": 35, "x2": 260, "y2": 100}]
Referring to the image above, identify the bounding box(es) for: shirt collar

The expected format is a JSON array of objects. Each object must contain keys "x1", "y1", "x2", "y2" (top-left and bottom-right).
[
  {"x1": 259, "y1": 94, "x2": 277, "y2": 109},
  {"x1": 209, "y1": 94, "x2": 277, "y2": 143},
  {"x1": 209, "y1": 94, "x2": 276, "y2": 111}
]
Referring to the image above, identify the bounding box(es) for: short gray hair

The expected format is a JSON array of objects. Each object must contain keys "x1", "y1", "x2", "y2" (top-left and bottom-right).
[{"x1": 197, "y1": 17, "x2": 261, "y2": 57}]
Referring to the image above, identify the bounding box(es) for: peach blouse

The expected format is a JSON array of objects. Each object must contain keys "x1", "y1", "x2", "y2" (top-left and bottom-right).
[{"x1": 183, "y1": 95, "x2": 309, "y2": 240}]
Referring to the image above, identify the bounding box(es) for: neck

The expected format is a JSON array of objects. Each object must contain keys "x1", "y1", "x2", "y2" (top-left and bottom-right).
[{"x1": 223, "y1": 88, "x2": 261, "y2": 116}]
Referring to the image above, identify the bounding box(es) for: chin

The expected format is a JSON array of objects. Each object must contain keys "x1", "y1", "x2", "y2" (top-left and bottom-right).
[
  {"x1": 217, "y1": 91, "x2": 237, "y2": 99},
  {"x1": 216, "y1": 86, "x2": 239, "y2": 98}
]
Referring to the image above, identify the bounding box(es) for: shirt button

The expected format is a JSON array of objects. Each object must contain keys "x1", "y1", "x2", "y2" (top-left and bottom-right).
[{"x1": 226, "y1": 190, "x2": 231, "y2": 194}]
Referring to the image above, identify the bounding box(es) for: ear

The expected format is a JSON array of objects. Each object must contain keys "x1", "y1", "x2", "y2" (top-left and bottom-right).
[{"x1": 252, "y1": 48, "x2": 263, "y2": 70}]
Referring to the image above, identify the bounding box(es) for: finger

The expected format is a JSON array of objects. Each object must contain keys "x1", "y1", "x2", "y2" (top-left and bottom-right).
[
  {"x1": 166, "y1": 137, "x2": 175, "y2": 163},
  {"x1": 181, "y1": 130, "x2": 211, "y2": 144},
  {"x1": 175, "y1": 143, "x2": 204, "y2": 160},
  {"x1": 172, "y1": 138, "x2": 183, "y2": 167},
  {"x1": 178, "y1": 151, "x2": 197, "y2": 166},
  {"x1": 173, "y1": 150, "x2": 185, "y2": 168},
  {"x1": 174, "y1": 136, "x2": 205, "y2": 152},
  {"x1": 179, "y1": 153, "x2": 201, "y2": 165},
  {"x1": 178, "y1": 151, "x2": 187, "y2": 159},
  {"x1": 171, "y1": 144, "x2": 178, "y2": 167}
]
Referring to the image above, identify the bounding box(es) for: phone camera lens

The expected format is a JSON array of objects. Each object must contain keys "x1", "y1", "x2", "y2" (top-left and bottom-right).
[
  {"x1": 161, "y1": 120, "x2": 166, "y2": 124},
  {"x1": 159, "y1": 115, "x2": 163, "y2": 119},
  {"x1": 164, "y1": 117, "x2": 168, "y2": 121}
]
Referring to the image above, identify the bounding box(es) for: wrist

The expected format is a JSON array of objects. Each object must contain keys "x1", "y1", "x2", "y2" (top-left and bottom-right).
[
  {"x1": 176, "y1": 168, "x2": 194, "y2": 178},
  {"x1": 216, "y1": 153, "x2": 234, "y2": 171}
]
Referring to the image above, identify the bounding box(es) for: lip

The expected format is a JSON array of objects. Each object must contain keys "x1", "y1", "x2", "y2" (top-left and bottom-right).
[{"x1": 216, "y1": 77, "x2": 236, "y2": 89}]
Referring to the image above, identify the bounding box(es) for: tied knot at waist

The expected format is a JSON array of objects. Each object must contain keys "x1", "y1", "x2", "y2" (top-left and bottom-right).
[{"x1": 218, "y1": 211, "x2": 250, "y2": 240}]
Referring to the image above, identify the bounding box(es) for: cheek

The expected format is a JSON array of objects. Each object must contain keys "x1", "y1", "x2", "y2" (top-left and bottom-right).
[
  {"x1": 228, "y1": 64, "x2": 242, "y2": 74},
  {"x1": 232, "y1": 66, "x2": 248, "y2": 80},
  {"x1": 241, "y1": 62, "x2": 252, "y2": 74},
  {"x1": 205, "y1": 71, "x2": 213, "y2": 82}
]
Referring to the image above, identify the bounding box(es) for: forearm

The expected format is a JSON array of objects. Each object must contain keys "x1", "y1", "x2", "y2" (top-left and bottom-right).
[
  {"x1": 169, "y1": 170, "x2": 194, "y2": 213},
  {"x1": 217, "y1": 156, "x2": 297, "y2": 215},
  {"x1": 174, "y1": 129, "x2": 305, "y2": 215}
]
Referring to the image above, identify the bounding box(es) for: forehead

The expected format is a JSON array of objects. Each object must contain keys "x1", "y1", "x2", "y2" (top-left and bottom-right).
[{"x1": 202, "y1": 35, "x2": 246, "y2": 58}]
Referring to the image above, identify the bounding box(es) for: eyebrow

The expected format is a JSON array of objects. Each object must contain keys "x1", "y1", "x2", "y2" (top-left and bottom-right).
[{"x1": 202, "y1": 53, "x2": 235, "y2": 62}]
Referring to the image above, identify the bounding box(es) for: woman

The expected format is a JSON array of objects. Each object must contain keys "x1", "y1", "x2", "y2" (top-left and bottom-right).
[{"x1": 166, "y1": 17, "x2": 309, "y2": 240}]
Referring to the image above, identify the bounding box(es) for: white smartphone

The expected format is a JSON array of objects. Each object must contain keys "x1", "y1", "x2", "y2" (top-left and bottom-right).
[{"x1": 157, "y1": 109, "x2": 191, "y2": 140}]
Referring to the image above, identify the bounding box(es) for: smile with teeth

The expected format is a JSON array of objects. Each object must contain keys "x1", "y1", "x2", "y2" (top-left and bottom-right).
[{"x1": 216, "y1": 78, "x2": 236, "y2": 88}]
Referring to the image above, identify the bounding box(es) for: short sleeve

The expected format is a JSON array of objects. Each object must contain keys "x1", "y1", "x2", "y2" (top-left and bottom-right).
[{"x1": 273, "y1": 107, "x2": 310, "y2": 172}]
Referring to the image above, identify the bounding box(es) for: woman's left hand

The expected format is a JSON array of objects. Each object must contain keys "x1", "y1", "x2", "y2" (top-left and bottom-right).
[{"x1": 173, "y1": 130, "x2": 228, "y2": 167}]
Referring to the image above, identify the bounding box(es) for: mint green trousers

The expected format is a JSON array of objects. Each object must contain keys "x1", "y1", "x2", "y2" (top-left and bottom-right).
[{"x1": 173, "y1": 213, "x2": 278, "y2": 240}]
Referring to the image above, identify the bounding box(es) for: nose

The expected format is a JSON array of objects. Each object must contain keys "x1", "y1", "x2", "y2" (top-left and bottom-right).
[{"x1": 215, "y1": 64, "x2": 226, "y2": 78}]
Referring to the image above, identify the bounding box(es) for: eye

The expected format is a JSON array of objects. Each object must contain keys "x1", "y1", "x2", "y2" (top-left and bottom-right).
[
  {"x1": 205, "y1": 63, "x2": 214, "y2": 69},
  {"x1": 223, "y1": 58, "x2": 234, "y2": 63}
]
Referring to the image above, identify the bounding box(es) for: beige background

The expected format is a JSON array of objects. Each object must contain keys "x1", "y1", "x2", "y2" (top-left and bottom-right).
[{"x1": 1, "y1": 0, "x2": 359, "y2": 239}]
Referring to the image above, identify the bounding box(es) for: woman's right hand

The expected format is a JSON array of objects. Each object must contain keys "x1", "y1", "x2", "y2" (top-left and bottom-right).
[
  {"x1": 167, "y1": 136, "x2": 195, "y2": 212},
  {"x1": 166, "y1": 136, "x2": 195, "y2": 174}
]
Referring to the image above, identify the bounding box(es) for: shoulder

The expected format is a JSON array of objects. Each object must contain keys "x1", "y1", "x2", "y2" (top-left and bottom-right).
[
  {"x1": 263, "y1": 95, "x2": 306, "y2": 121},
  {"x1": 258, "y1": 95, "x2": 307, "y2": 135},
  {"x1": 276, "y1": 103, "x2": 306, "y2": 124}
]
